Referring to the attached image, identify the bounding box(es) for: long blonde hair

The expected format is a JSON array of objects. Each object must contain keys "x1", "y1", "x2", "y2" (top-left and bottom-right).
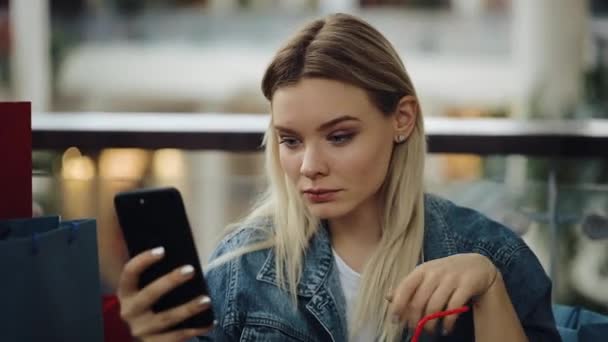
[{"x1": 211, "y1": 13, "x2": 427, "y2": 341}]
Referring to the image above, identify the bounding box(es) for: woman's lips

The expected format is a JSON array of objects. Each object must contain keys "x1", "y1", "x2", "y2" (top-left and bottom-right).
[{"x1": 302, "y1": 189, "x2": 341, "y2": 203}]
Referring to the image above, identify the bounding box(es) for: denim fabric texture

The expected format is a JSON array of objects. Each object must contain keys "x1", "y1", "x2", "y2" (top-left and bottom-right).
[{"x1": 199, "y1": 194, "x2": 561, "y2": 341}]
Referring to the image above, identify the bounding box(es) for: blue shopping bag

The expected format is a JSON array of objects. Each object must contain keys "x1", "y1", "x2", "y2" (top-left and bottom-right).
[{"x1": 0, "y1": 216, "x2": 104, "y2": 342}]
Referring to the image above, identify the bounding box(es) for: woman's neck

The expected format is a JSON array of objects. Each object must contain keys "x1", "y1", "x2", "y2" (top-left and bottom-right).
[{"x1": 328, "y1": 198, "x2": 382, "y2": 273}]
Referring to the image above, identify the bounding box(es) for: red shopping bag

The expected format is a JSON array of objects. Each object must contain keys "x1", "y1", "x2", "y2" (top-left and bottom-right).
[
  {"x1": 103, "y1": 295, "x2": 133, "y2": 342},
  {"x1": 0, "y1": 102, "x2": 32, "y2": 219}
]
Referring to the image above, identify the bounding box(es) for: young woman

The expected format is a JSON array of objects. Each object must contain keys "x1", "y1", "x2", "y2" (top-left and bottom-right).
[{"x1": 117, "y1": 13, "x2": 560, "y2": 341}]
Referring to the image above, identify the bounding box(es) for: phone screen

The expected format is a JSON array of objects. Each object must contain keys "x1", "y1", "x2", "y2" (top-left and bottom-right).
[{"x1": 114, "y1": 187, "x2": 214, "y2": 329}]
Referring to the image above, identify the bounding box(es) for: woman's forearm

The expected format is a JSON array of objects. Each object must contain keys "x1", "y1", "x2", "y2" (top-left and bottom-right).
[{"x1": 473, "y1": 271, "x2": 528, "y2": 342}]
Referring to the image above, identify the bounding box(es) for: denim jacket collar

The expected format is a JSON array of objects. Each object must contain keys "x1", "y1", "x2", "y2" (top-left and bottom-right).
[
  {"x1": 256, "y1": 223, "x2": 348, "y2": 341},
  {"x1": 254, "y1": 196, "x2": 456, "y2": 341},
  {"x1": 256, "y1": 222, "x2": 334, "y2": 297},
  {"x1": 204, "y1": 194, "x2": 558, "y2": 341},
  {"x1": 256, "y1": 195, "x2": 457, "y2": 296}
]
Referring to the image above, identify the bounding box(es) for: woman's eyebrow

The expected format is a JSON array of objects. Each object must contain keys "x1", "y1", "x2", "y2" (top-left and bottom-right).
[
  {"x1": 317, "y1": 115, "x2": 360, "y2": 131},
  {"x1": 274, "y1": 115, "x2": 360, "y2": 134},
  {"x1": 274, "y1": 126, "x2": 299, "y2": 135}
]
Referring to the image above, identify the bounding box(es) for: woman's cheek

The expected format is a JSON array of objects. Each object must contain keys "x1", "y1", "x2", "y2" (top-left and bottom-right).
[{"x1": 279, "y1": 152, "x2": 301, "y2": 181}]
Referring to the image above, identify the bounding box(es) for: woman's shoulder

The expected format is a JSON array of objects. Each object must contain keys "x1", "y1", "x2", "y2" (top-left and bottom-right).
[
  {"x1": 207, "y1": 216, "x2": 274, "y2": 262},
  {"x1": 424, "y1": 193, "x2": 527, "y2": 258},
  {"x1": 424, "y1": 194, "x2": 553, "y2": 321},
  {"x1": 423, "y1": 193, "x2": 547, "y2": 283}
]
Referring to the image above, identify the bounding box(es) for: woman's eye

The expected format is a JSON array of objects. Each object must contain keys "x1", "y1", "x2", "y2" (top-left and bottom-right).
[
  {"x1": 279, "y1": 137, "x2": 301, "y2": 148},
  {"x1": 328, "y1": 133, "x2": 354, "y2": 145}
]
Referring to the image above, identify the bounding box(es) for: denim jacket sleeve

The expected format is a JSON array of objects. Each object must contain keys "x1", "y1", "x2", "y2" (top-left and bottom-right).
[
  {"x1": 436, "y1": 197, "x2": 561, "y2": 341},
  {"x1": 197, "y1": 225, "x2": 272, "y2": 341},
  {"x1": 196, "y1": 228, "x2": 244, "y2": 341},
  {"x1": 499, "y1": 243, "x2": 561, "y2": 341}
]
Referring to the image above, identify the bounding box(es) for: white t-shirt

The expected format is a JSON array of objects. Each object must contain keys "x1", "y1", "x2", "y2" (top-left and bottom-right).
[{"x1": 333, "y1": 249, "x2": 377, "y2": 342}]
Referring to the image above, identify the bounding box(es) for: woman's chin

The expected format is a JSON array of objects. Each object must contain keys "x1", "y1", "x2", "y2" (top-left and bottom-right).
[{"x1": 307, "y1": 201, "x2": 351, "y2": 220}]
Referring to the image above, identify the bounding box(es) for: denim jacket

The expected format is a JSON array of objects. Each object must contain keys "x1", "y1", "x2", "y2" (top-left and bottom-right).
[{"x1": 199, "y1": 194, "x2": 560, "y2": 341}]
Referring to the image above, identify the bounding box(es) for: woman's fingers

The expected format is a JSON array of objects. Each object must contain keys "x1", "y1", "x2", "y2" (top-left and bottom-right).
[
  {"x1": 116, "y1": 248, "x2": 215, "y2": 342},
  {"x1": 131, "y1": 295, "x2": 213, "y2": 337},
  {"x1": 129, "y1": 264, "x2": 198, "y2": 316},
  {"x1": 118, "y1": 247, "x2": 166, "y2": 298},
  {"x1": 390, "y1": 270, "x2": 424, "y2": 324},
  {"x1": 118, "y1": 247, "x2": 167, "y2": 320},
  {"x1": 403, "y1": 276, "x2": 440, "y2": 330},
  {"x1": 146, "y1": 325, "x2": 214, "y2": 342},
  {"x1": 390, "y1": 255, "x2": 493, "y2": 336},
  {"x1": 422, "y1": 282, "x2": 456, "y2": 334},
  {"x1": 152, "y1": 295, "x2": 213, "y2": 333},
  {"x1": 442, "y1": 288, "x2": 470, "y2": 335}
]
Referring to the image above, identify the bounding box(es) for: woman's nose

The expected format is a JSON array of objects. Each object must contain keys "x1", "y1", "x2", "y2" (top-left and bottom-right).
[{"x1": 300, "y1": 146, "x2": 328, "y2": 179}]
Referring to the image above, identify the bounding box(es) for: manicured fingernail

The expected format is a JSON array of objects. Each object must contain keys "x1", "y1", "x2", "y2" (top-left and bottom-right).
[
  {"x1": 199, "y1": 296, "x2": 211, "y2": 305},
  {"x1": 180, "y1": 265, "x2": 195, "y2": 275},
  {"x1": 151, "y1": 246, "x2": 165, "y2": 256}
]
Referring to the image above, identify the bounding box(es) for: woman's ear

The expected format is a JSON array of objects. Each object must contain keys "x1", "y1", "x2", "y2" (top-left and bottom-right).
[{"x1": 392, "y1": 95, "x2": 418, "y2": 144}]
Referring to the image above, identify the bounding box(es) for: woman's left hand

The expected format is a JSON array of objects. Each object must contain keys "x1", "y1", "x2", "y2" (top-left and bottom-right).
[{"x1": 387, "y1": 253, "x2": 498, "y2": 335}]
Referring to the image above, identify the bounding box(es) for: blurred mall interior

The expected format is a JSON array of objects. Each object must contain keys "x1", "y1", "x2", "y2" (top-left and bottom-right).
[{"x1": 1, "y1": 0, "x2": 607, "y2": 316}]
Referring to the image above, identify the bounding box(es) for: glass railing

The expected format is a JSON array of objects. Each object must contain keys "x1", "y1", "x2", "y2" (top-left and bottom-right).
[{"x1": 30, "y1": 113, "x2": 608, "y2": 314}]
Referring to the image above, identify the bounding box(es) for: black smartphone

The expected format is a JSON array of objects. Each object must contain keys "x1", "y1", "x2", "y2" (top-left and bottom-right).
[{"x1": 114, "y1": 187, "x2": 214, "y2": 330}]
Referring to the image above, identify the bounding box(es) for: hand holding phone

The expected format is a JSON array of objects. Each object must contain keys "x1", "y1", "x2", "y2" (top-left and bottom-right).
[{"x1": 114, "y1": 187, "x2": 215, "y2": 340}]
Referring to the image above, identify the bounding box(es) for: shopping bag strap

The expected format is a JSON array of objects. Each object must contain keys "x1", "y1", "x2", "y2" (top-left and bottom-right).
[
  {"x1": 67, "y1": 221, "x2": 80, "y2": 244},
  {"x1": 29, "y1": 221, "x2": 82, "y2": 255}
]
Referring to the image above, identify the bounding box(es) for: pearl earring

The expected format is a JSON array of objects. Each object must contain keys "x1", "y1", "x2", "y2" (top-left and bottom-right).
[{"x1": 395, "y1": 135, "x2": 406, "y2": 143}]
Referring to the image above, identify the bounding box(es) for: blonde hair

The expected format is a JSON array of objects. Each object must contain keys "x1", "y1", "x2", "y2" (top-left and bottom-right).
[{"x1": 210, "y1": 13, "x2": 426, "y2": 341}]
